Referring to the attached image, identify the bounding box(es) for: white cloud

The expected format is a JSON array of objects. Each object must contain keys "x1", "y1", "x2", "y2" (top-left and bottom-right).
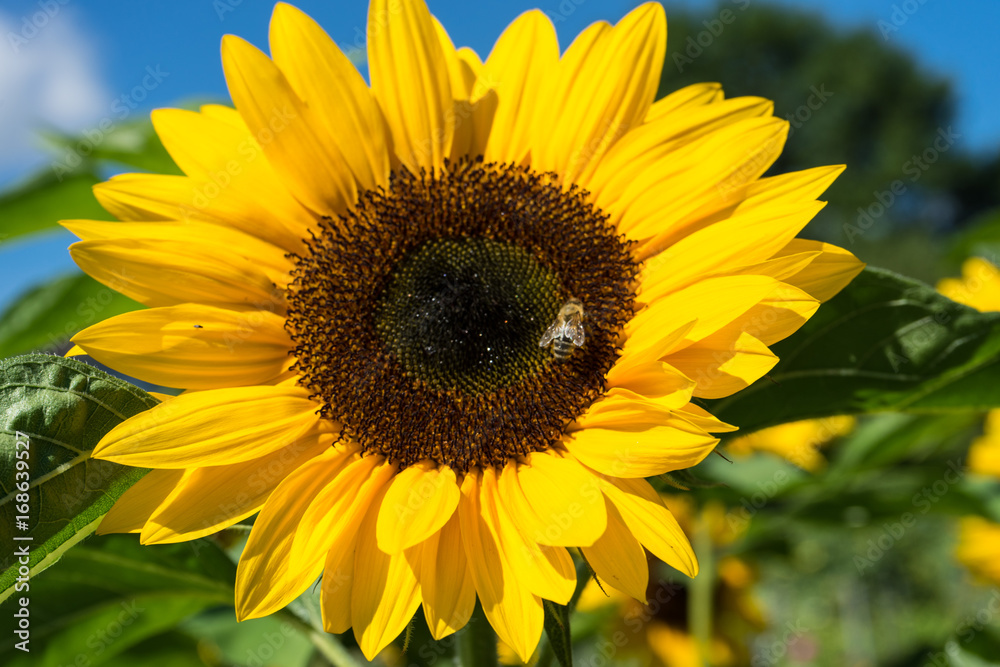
[{"x1": 0, "y1": 7, "x2": 109, "y2": 181}]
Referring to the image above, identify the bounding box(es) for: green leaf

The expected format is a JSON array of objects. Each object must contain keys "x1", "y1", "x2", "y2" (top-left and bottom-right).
[
  {"x1": 0, "y1": 355, "x2": 157, "y2": 605},
  {"x1": 0, "y1": 272, "x2": 143, "y2": 358},
  {"x1": 949, "y1": 208, "x2": 1000, "y2": 266},
  {"x1": 0, "y1": 534, "x2": 235, "y2": 667},
  {"x1": 100, "y1": 631, "x2": 208, "y2": 667},
  {"x1": 0, "y1": 169, "x2": 109, "y2": 243},
  {"x1": 707, "y1": 267, "x2": 1000, "y2": 434},
  {"x1": 42, "y1": 118, "x2": 182, "y2": 177}
]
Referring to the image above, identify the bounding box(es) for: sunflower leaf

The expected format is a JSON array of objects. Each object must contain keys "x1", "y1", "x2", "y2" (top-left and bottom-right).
[
  {"x1": 707, "y1": 267, "x2": 1000, "y2": 434},
  {"x1": 0, "y1": 169, "x2": 108, "y2": 243},
  {"x1": 0, "y1": 534, "x2": 234, "y2": 667},
  {"x1": 0, "y1": 354, "x2": 157, "y2": 607},
  {"x1": 0, "y1": 272, "x2": 143, "y2": 358}
]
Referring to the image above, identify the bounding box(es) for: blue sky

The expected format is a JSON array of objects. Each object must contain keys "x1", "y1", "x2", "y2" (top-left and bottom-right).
[{"x1": 0, "y1": 0, "x2": 998, "y2": 309}]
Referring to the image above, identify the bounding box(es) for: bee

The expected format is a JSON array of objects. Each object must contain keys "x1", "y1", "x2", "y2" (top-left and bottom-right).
[{"x1": 539, "y1": 298, "x2": 585, "y2": 362}]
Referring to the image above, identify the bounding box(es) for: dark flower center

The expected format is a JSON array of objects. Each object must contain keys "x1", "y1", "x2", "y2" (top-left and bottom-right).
[{"x1": 285, "y1": 158, "x2": 637, "y2": 471}]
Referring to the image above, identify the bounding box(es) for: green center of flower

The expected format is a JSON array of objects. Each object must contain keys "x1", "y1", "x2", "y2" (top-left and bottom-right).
[
  {"x1": 285, "y1": 158, "x2": 638, "y2": 471},
  {"x1": 375, "y1": 237, "x2": 560, "y2": 394}
]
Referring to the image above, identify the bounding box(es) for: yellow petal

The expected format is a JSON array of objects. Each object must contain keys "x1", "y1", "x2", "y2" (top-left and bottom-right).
[
  {"x1": 616, "y1": 118, "x2": 789, "y2": 241},
  {"x1": 321, "y1": 529, "x2": 358, "y2": 634},
  {"x1": 376, "y1": 461, "x2": 460, "y2": 553},
  {"x1": 236, "y1": 448, "x2": 391, "y2": 620},
  {"x1": 581, "y1": 501, "x2": 649, "y2": 601},
  {"x1": 606, "y1": 359, "x2": 695, "y2": 403},
  {"x1": 97, "y1": 469, "x2": 184, "y2": 535},
  {"x1": 744, "y1": 164, "x2": 845, "y2": 208},
  {"x1": 352, "y1": 484, "x2": 423, "y2": 660},
  {"x1": 615, "y1": 320, "x2": 698, "y2": 373},
  {"x1": 61, "y1": 219, "x2": 292, "y2": 286},
  {"x1": 500, "y1": 452, "x2": 606, "y2": 548},
  {"x1": 368, "y1": 0, "x2": 453, "y2": 170},
  {"x1": 638, "y1": 201, "x2": 826, "y2": 297},
  {"x1": 69, "y1": 238, "x2": 282, "y2": 311},
  {"x1": 459, "y1": 471, "x2": 543, "y2": 663},
  {"x1": 198, "y1": 103, "x2": 244, "y2": 126},
  {"x1": 222, "y1": 34, "x2": 355, "y2": 216},
  {"x1": 774, "y1": 239, "x2": 865, "y2": 302},
  {"x1": 432, "y1": 16, "x2": 474, "y2": 160},
  {"x1": 149, "y1": 107, "x2": 318, "y2": 240},
  {"x1": 645, "y1": 83, "x2": 723, "y2": 122},
  {"x1": 574, "y1": 390, "x2": 690, "y2": 430},
  {"x1": 93, "y1": 385, "x2": 320, "y2": 468},
  {"x1": 420, "y1": 513, "x2": 476, "y2": 640},
  {"x1": 480, "y1": 10, "x2": 559, "y2": 165},
  {"x1": 598, "y1": 476, "x2": 698, "y2": 576},
  {"x1": 566, "y1": 421, "x2": 718, "y2": 479},
  {"x1": 629, "y1": 275, "x2": 781, "y2": 350},
  {"x1": 71, "y1": 304, "x2": 291, "y2": 391},
  {"x1": 589, "y1": 95, "x2": 773, "y2": 210},
  {"x1": 534, "y1": 4, "x2": 665, "y2": 184},
  {"x1": 482, "y1": 468, "x2": 575, "y2": 605},
  {"x1": 93, "y1": 173, "x2": 309, "y2": 254},
  {"x1": 270, "y1": 2, "x2": 390, "y2": 191},
  {"x1": 668, "y1": 331, "x2": 778, "y2": 399},
  {"x1": 139, "y1": 432, "x2": 330, "y2": 544},
  {"x1": 672, "y1": 403, "x2": 739, "y2": 434}
]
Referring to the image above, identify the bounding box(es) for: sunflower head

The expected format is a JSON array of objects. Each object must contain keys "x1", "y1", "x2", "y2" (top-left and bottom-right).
[{"x1": 66, "y1": 0, "x2": 862, "y2": 660}]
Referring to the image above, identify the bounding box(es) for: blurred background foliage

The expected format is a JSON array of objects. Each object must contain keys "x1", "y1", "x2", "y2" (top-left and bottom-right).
[{"x1": 1, "y1": 1, "x2": 1000, "y2": 666}]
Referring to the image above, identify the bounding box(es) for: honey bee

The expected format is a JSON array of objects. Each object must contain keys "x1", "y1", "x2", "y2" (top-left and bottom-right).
[{"x1": 539, "y1": 298, "x2": 585, "y2": 361}]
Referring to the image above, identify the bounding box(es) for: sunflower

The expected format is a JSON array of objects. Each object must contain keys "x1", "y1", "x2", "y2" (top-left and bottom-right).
[
  {"x1": 64, "y1": 0, "x2": 861, "y2": 660},
  {"x1": 724, "y1": 416, "x2": 855, "y2": 472}
]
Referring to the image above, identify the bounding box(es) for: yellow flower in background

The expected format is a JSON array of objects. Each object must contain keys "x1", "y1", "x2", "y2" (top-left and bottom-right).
[
  {"x1": 956, "y1": 409, "x2": 1000, "y2": 584},
  {"x1": 725, "y1": 416, "x2": 855, "y2": 471},
  {"x1": 937, "y1": 257, "x2": 1000, "y2": 585},
  {"x1": 938, "y1": 256, "x2": 1000, "y2": 313},
  {"x1": 574, "y1": 498, "x2": 765, "y2": 667},
  {"x1": 63, "y1": 0, "x2": 861, "y2": 660}
]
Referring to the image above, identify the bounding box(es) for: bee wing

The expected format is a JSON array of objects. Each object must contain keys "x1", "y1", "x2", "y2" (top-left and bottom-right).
[
  {"x1": 539, "y1": 322, "x2": 560, "y2": 347},
  {"x1": 568, "y1": 323, "x2": 586, "y2": 347}
]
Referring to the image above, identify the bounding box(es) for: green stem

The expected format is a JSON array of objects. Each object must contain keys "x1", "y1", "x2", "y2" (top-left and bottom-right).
[
  {"x1": 689, "y1": 522, "x2": 715, "y2": 667},
  {"x1": 457, "y1": 601, "x2": 498, "y2": 667},
  {"x1": 536, "y1": 553, "x2": 592, "y2": 667},
  {"x1": 277, "y1": 608, "x2": 362, "y2": 667}
]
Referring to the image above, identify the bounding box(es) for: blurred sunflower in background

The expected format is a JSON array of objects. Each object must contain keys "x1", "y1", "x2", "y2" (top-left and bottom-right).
[
  {"x1": 563, "y1": 498, "x2": 764, "y2": 667},
  {"x1": 725, "y1": 416, "x2": 856, "y2": 472},
  {"x1": 941, "y1": 257, "x2": 1000, "y2": 584},
  {"x1": 61, "y1": 0, "x2": 861, "y2": 660}
]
